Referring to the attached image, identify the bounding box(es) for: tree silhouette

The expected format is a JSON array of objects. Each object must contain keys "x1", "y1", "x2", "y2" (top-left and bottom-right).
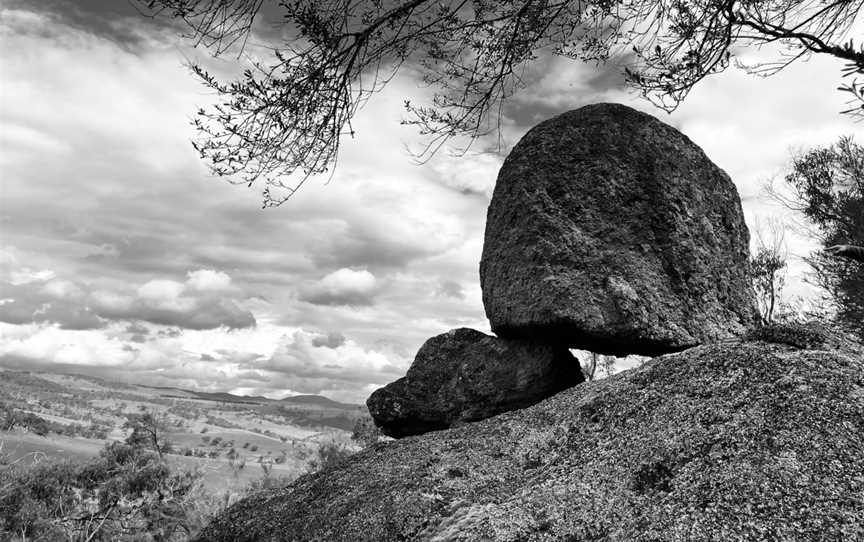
[{"x1": 138, "y1": 0, "x2": 864, "y2": 204}]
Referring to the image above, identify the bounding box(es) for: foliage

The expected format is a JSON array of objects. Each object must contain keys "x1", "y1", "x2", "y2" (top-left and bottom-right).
[
  {"x1": 124, "y1": 412, "x2": 174, "y2": 460},
  {"x1": 137, "y1": 0, "x2": 864, "y2": 205},
  {"x1": 0, "y1": 441, "x2": 204, "y2": 541},
  {"x1": 751, "y1": 248, "x2": 787, "y2": 325},
  {"x1": 307, "y1": 441, "x2": 354, "y2": 474},
  {"x1": 580, "y1": 352, "x2": 617, "y2": 381},
  {"x1": 350, "y1": 415, "x2": 381, "y2": 449},
  {"x1": 0, "y1": 406, "x2": 50, "y2": 437},
  {"x1": 775, "y1": 136, "x2": 864, "y2": 336},
  {"x1": 750, "y1": 219, "x2": 788, "y2": 325}
]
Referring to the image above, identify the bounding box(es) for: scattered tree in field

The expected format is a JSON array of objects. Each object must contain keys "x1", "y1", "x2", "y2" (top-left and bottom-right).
[
  {"x1": 138, "y1": 0, "x2": 864, "y2": 205},
  {"x1": 124, "y1": 412, "x2": 174, "y2": 460},
  {"x1": 0, "y1": 404, "x2": 51, "y2": 436},
  {"x1": 773, "y1": 136, "x2": 864, "y2": 335}
]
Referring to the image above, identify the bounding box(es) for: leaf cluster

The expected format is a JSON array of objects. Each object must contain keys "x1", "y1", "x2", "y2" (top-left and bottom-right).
[{"x1": 781, "y1": 136, "x2": 864, "y2": 336}]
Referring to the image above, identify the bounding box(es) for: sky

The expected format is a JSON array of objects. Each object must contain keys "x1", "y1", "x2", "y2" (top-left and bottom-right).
[{"x1": 1, "y1": 1, "x2": 862, "y2": 403}]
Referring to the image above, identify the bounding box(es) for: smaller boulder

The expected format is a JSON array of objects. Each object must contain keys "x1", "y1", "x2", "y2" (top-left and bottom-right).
[{"x1": 367, "y1": 328, "x2": 583, "y2": 438}]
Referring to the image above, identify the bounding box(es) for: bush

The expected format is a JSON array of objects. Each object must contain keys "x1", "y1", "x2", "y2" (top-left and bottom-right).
[
  {"x1": 0, "y1": 409, "x2": 51, "y2": 436},
  {"x1": 351, "y1": 415, "x2": 382, "y2": 449},
  {"x1": 307, "y1": 441, "x2": 354, "y2": 473},
  {"x1": 0, "y1": 441, "x2": 205, "y2": 541}
]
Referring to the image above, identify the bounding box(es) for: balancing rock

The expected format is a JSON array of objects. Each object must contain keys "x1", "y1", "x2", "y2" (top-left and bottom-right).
[{"x1": 480, "y1": 103, "x2": 757, "y2": 355}]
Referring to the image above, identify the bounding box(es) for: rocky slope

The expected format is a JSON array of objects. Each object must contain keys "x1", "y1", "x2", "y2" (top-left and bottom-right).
[{"x1": 196, "y1": 327, "x2": 864, "y2": 541}]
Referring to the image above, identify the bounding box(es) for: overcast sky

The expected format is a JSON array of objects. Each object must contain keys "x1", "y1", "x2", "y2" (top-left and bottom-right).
[{"x1": 1, "y1": 1, "x2": 862, "y2": 403}]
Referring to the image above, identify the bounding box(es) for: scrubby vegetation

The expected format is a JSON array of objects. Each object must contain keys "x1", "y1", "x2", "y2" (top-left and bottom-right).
[
  {"x1": 1, "y1": 420, "x2": 372, "y2": 540},
  {"x1": 0, "y1": 368, "x2": 373, "y2": 540},
  {"x1": 0, "y1": 437, "x2": 209, "y2": 540}
]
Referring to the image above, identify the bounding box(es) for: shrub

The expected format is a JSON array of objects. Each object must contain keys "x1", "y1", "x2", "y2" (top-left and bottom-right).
[
  {"x1": 351, "y1": 415, "x2": 382, "y2": 449},
  {"x1": 0, "y1": 441, "x2": 204, "y2": 541},
  {"x1": 307, "y1": 441, "x2": 354, "y2": 473}
]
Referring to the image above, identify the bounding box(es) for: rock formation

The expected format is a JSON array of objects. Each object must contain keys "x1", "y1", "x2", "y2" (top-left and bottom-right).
[
  {"x1": 195, "y1": 327, "x2": 864, "y2": 541},
  {"x1": 480, "y1": 103, "x2": 758, "y2": 356},
  {"x1": 366, "y1": 328, "x2": 583, "y2": 438}
]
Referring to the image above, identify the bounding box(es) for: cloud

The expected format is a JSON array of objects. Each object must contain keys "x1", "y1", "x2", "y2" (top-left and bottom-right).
[
  {"x1": 435, "y1": 280, "x2": 465, "y2": 300},
  {"x1": 0, "y1": 280, "x2": 105, "y2": 330},
  {"x1": 299, "y1": 268, "x2": 378, "y2": 306},
  {"x1": 1, "y1": 0, "x2": 176, "y2": 50},
  {"x1": 259, "y1": 330, "x2": 405, "y2": 394},
  {"x1": 0, "y1": 320, "x2": 406, "y2": 404},
  {"x1": 187, "y1": 269, "x2": 232, "y2": 291},
  {"x1": 0, "y1": 265, "x2": 255, "y2": 330},
  {"x1": 137, "y1": 279, "x2": 185, "y2": 302},
  {"x1": 311, "y1": 332, "x2": 346, "y2": 349},
  {"x1": 100, "y1": 271, "x2": 255, "y2": 330}
]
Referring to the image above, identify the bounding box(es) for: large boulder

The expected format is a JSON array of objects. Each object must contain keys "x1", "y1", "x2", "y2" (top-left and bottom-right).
[
  {"x1": 366, "y1": 328, "x2": 583, "y2": 438},
  {"x1": 480, "y1": 103, "x2": 758, "y2": 356},
  {"x1": 195, "y1": 326, "x2": 864, "y2": 542}
]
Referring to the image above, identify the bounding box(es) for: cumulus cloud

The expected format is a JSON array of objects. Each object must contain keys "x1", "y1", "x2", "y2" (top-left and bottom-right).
[
  {"x1": 0, "y1": 280, "x2": 105, "y2": 330},
  {"x1": 0, "y1": 266, "x2": 254, "y2": 330},
  {"x1": 259, "y1": 330, "x2": 404, "y2": 395},
  {"x1": 137, "y1": 279, "x2": 185, "y2": 302},
  {"x1": 187, "y1": 269, "x2": 232, "y2": 291},
  {"x1": 299, "y1": 268, "x2": 378, "y2": 306}
]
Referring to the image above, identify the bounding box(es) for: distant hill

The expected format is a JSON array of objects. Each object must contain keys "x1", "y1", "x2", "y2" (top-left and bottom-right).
[
  {"x1": 139, "y1": 385, "x2": 360, "y2": 410},
  {"x1": 278, "y1": 394, "x2": 359, "y2": 411}
]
